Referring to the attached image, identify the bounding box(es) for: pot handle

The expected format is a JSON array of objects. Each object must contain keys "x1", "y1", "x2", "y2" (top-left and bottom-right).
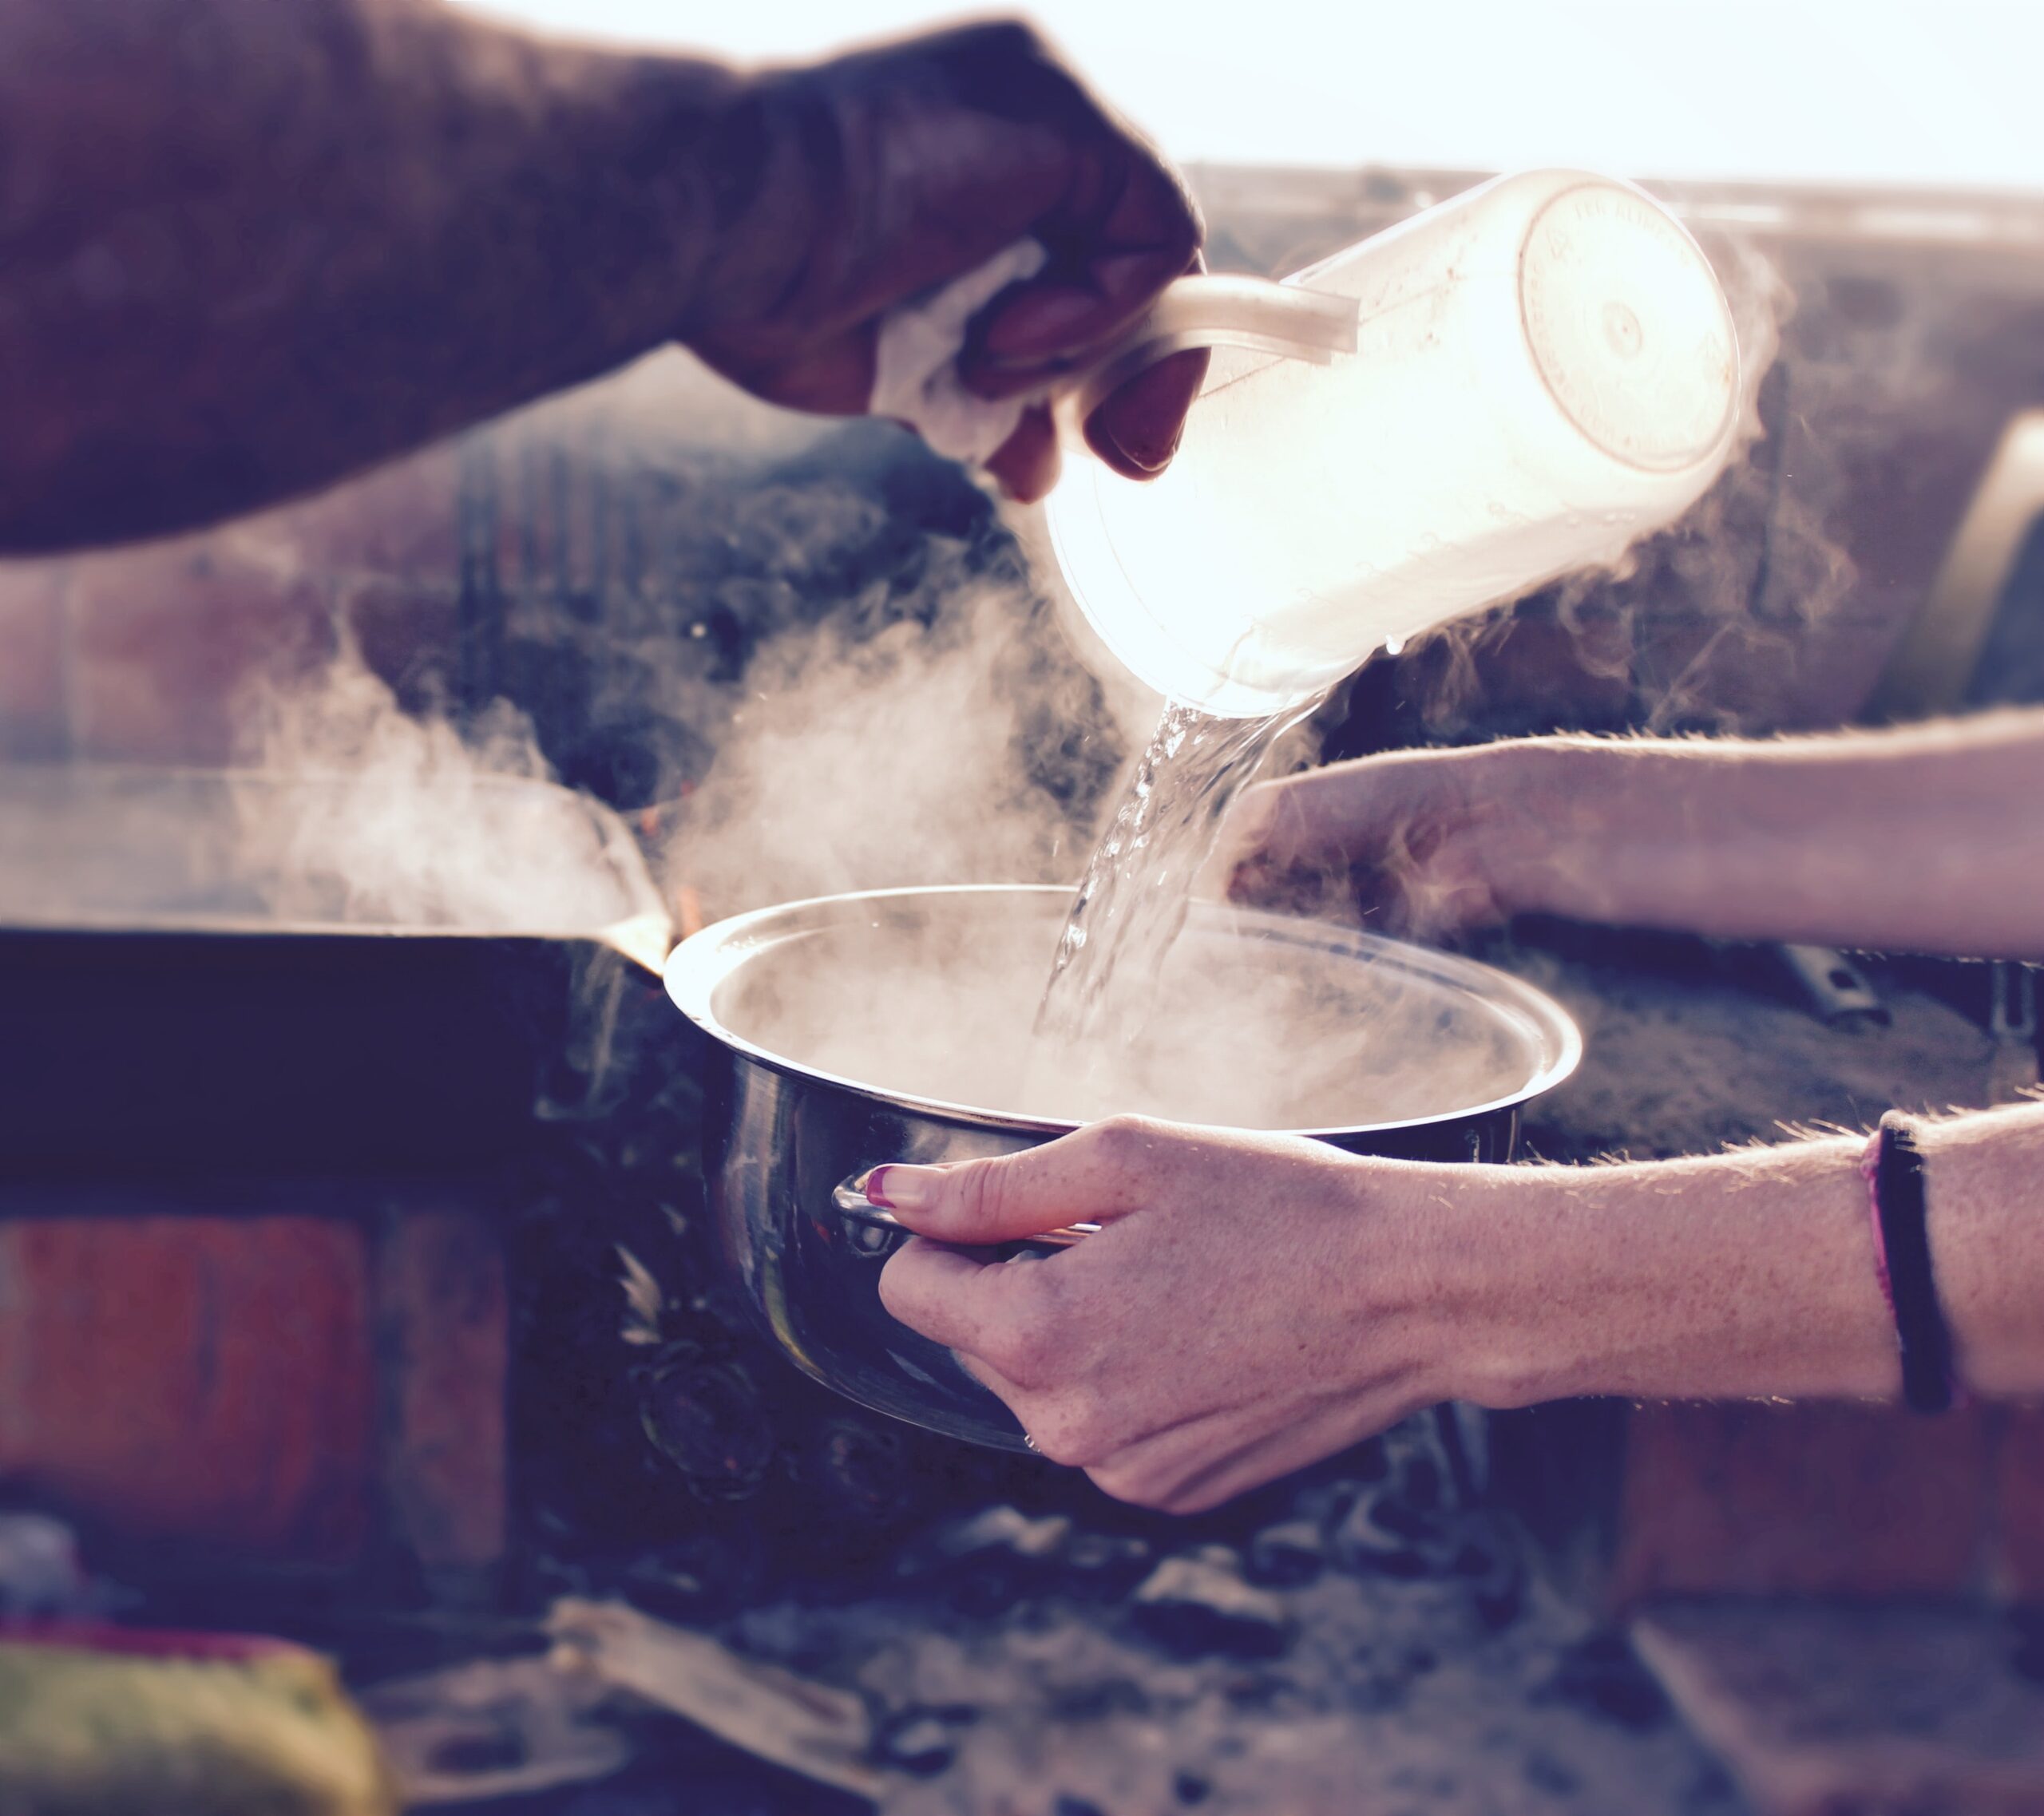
[{"x1": 832, "y1": 1173, "x2": 1099, "y2": 1251}]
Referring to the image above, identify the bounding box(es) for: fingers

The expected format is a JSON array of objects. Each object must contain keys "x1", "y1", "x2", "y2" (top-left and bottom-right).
[
  {"x1": 1083, "y1": 346, "x2": 1208, "y2": 477},
  {"x1": 1222, "y1": 753, "x2": 1517, "y2": 939},
  {"x1": 1225, "y1": 766, "x2": 1380, "y2": 871},
  {"x1": 961, "y1": 219, "x2": 1202, "y2": 408},
  {"x1": 982, "y1": 402, "x2": 1060, "y2": 501},
  {"x1": 878, "y1": 1241, "x2": 1075, "y2": 1399},
  {"x1": 953, "y1": 56, "x2": 1202, "y2": 404},
  {"x1": 709, "y1": 22, "x2": 1203, "y2": 480},
  {"x1": 864, "y1": 1114, "x2": 1178, "y2": 1245},
  {"x1": 791, "y1": 20, "x2": 1198, "y2": 352},
  {"x1": 961, "y1": 172, "x2": 1201, "y2": 400},
  {"x1": 1219, "y1": 759, "x2": 1428, "y2": 898},
  {"x1": 1208, "y1": 776, "x2": 1352, "y2": 915},
  {"x1": 876, "y1": 1237, "x2": 1015, "y2": 1354},
  {"x1": 887, "y1": 1260, "x2": 1114, "y2": 1469},
  {"x1": 1209, "y1": 777, "x2": 1292, "y2": 874}
]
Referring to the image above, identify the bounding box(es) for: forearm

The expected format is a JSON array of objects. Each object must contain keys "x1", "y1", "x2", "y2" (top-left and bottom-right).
[
  {"x1": 1498, "y1": 711, "x2": 2044, "y2": 956},
  {"x1": 1432, "y1": 1099, "x2": 2044, "y2": 1410},
  {"x1": 0, "y1": 0, "x2": 743, "y2": 551}
]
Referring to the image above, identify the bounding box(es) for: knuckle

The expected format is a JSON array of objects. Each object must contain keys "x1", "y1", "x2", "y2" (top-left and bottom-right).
[
  {"x1": 1004, "y1": 1253, "x2": 1063, "y2": 1319},
  {"x1": 965, "y1": 1158, "x2": 1014, "y2": 1234},
  {"x1": 988, "y1": 1312, "x2": 1056, "y2": 1391},
  {"x1": 1002, "y1": 18, "x2": 1054, "y2": 64},
  {"x1": 974, "y1": 1294, "x2": 1032, "y2": 1376},
  {"x1": 982, "y1": 1268, "x2": 1069, "y2": 1389},
  {"x1": 1085, "y1": 1112, "x2": 1156, "y2": 1168},
  {"x1": 938, "y1": 18, "x2": 1056, "y2": 84},
  {"x1": 968, "y1": 17, "x2": 1046, "y2": 55},
  {"x1": 1033, "y1": 1429, "x2": 1089, "y2": 1470},
  {"x1": 1151, "y1": 1481, "x2": 1214, "y2": 1517},
  {"x1": 1047, "y1": 1402, "x2": 1112, "y2": 1469},
  {"x1": 1085, "y1": 1461, "x2": 1167, "y2": 1512},
  {"x1": 1028, "y1": 1399, "x2": 1107, "y2": 1469}
]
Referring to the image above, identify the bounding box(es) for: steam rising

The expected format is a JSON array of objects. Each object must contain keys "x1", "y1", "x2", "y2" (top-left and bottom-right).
[
  {"x1": 711, "y1": 892, "x2": 1543, "y2": 1130},
  {"x1": 230, "y1": 642, "x2": 655, "y2": 936},
  {"x1": 1399, "y1": 234, "x2": 1857, "y2": 739},
  {"x1": 664, "y1": 570, "x2": 1110, "y2": 918}
]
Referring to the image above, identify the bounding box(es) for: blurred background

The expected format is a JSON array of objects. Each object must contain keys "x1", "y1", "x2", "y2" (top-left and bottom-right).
[
  {"x1": 469, "y1": 0, "x2": 2044, "y2": 189},
  {"x1": 5, "y1": 6, "x2": 2044, "y2": 1814}
]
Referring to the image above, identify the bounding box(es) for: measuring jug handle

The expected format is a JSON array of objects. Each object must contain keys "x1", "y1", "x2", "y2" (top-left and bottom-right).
[{"x1": 1060, "y1": 274, "x2": 1360, "y2": 426}]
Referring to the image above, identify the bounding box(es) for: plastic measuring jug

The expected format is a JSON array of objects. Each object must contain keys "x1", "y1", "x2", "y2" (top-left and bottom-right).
[{"x1": 1043, "y1": 169, "x2": 1743, "y2": 718}]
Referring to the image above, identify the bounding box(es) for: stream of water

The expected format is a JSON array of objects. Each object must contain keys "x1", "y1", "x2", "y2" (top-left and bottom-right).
[{"x1": 1030, "y1": 699, "x2": 1309, "y2": 1113}]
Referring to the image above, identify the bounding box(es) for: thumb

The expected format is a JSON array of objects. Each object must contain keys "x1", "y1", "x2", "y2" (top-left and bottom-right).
[{"x1": 862, "y1": 1121, "x2": 1160, "y2": 1244}]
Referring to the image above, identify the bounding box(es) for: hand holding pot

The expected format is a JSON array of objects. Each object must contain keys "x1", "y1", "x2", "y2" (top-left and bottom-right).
[
  {"x1": 872, "y1": 1117, "x2": 1464, "y2": 1513},
  {"x1": 871, "y1": 1102, "x2": 2044, "y2": 1513}
]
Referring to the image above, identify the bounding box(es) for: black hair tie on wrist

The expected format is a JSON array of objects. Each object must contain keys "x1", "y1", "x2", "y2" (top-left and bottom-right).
[{"x1": 1860, "y1": 1112, "x2": 1962, "y2": 1414}]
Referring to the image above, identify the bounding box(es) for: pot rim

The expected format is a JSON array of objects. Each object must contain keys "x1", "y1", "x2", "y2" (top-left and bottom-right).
[{"x1": 664, "y1": 883, "x2": 1582, "y2": 1137}]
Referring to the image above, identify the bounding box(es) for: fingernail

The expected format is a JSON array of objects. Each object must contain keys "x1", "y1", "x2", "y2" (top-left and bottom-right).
[
  {"x1": 1119, "y1": 421, "x2": 1182, "y2": 475},
  {"x1": 862, "y1": 1165, "x2": 941, "y2": 1213}
]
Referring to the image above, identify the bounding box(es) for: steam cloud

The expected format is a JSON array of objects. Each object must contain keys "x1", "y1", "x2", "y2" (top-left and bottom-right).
[
  {"x1": 1396, "y1": 231, "x2": 1858, "y2": 741},
  {"x1": 664, "y1": 555, "x2": 1119, "y2": 920},
  {"x1": 231, "y1": 635, "x2": 649, "y2": 936}
]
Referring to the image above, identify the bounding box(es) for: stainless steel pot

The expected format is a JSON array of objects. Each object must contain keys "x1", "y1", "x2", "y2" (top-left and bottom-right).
[{"x1": 665, "y1": 884, "x2": 1581, "y2": 1452}]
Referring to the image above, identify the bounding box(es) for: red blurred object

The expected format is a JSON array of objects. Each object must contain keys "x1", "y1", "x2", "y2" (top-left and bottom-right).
[{"x1": 0, "y1": 1198, "x2": 505, "y2": 1582}]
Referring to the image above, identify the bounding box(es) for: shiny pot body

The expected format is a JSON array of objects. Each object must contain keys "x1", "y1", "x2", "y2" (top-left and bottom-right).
[{"x1": 668, "y1": 886, "x2": 1580, "y2": 1451}]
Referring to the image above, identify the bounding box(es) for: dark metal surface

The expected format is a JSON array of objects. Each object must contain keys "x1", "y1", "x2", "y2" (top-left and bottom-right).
[
  {"x1": 0, "y1": 928, "x2": 639, "y2": 1176},
  {"x1": 0, "y1": 766, "x2": 671, "y2": 1177}
]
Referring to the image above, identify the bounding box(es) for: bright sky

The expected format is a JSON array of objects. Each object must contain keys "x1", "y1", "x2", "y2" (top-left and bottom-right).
[{"x1": 462, "y1": 0, "x2": 2044, "y2": 193}]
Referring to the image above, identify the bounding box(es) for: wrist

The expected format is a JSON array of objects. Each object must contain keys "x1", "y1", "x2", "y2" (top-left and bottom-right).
[
  {"x1": 1511, "y1": 734, "x2": 1851, "y2": 940},
  {"x1": 454, "y1": 19, "x2": 751, "y2": 359},
  {"x1": 1913, "y1": 1108, "x2": 2044, "y2": 1400},
  {"x1": 671, "y1": 64, "x2": 837, "y2": 348},
  {"x1": 1339, "y1": 1156, "x2": 1538, "y2": 1411},
  {"x1": 1408, "y1": 1160, "x2": 1579, "y2": 1410},
  {"x1": 1483, "y1": 734, "x2": 1785, "y2": 933},
  {"x1": 577, "y1": 53, "x2": 755, "y2": 351},
  {"x1": 438, "y1": 20, "x2": 751, "y2": 367},
  {"x1": 1428, "y1": 1144, "x2": 1900, "y2": 1412},
  {"x1": 1462, "y1": 738, "x2": 1623, "y2": 923}
]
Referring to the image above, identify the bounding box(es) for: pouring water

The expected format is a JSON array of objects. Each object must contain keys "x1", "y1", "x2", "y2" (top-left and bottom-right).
[{"x1": 1026, "y1": 169, "x2": 1742, "y2": 1104}]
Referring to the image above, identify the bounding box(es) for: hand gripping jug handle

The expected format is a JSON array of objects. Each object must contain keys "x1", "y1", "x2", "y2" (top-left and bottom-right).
[{"x1": 1056, "y1": 275, "x2": 1362, "y2": 424}]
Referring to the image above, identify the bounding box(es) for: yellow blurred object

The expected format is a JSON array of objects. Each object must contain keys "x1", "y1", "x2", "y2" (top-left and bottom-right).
[{"x1": 0, "y1": 1626, "x2": 397, "y2": 1816}]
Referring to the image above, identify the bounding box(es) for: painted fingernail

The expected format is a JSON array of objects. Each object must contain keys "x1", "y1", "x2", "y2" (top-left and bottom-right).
[
  {"x1": 862, "y1": 1165, "x2": 940, "y2": 1213},
  {"x1": 1095, "y1": 416, "x2": 1182, "y2": 477},
  {"x1": 1123, "y1": 429, "x2": 1179, "y2": 475}
]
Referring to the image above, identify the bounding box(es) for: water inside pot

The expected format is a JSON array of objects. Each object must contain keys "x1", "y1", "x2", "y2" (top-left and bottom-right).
[{"x1": 707, "y1": 892, "x2": 1563, "y2": 1132}]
